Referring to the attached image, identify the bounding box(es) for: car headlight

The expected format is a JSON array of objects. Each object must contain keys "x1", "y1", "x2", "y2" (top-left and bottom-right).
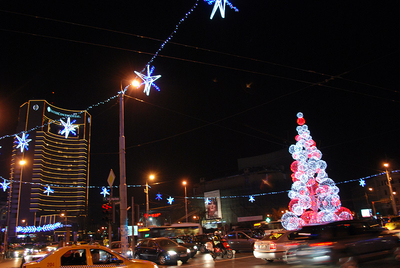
[
  {"x1": 193, "y1": 246, "x2": 198, "y2": 250},
  {"x1": 14, "y1": 252, "x2": 18, "y2": 257},
  {"x1": 186, "y1": 249, "x2": 191, "y2": 254},
  {"x1": 167, "y1": 250, "x2": 177, "y2": 256}
]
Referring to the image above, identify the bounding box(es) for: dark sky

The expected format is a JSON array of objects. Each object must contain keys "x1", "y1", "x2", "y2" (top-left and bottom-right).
[{"x1": 1, "y1": 1, "x2": 400, "y2": 210}]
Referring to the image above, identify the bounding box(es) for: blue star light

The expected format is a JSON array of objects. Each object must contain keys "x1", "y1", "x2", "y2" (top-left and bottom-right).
[
  {"x1": 15, "y1": 133, "x2": 32, "y2": 153},
  {"x1": 134, "y1": 65, "x2": 161, "y2": 96},
  {"x1": 204, "y1": 0, "x2": 239, "y2": 19},
  {"x1": 205, "y1": 198, "x2": 211, "y2": 205},
  {"x1": 60, "y1": 117, "x2": 78, "y2": 138},
  {"x1": 1, "y1": 179, "x2": 10, "y2": 192},
  {"x1": 156, "y1": 193, "x2": 162, "y2": 201},
  {"x1": 359, "y1": 179, "x2": 366, "y2": 187},
  {"x1": 167, "y1": 196, "x2": 174, "y2": 205},
  {"x1": 249, "y1": 196, "x2": 255, "y2": 203},
  {"x1": 44, "y1": 186, "x2": 54, "y2": 196},
  {"x1": 100, "y1": 186, "x2": 110, "y2": 197}
]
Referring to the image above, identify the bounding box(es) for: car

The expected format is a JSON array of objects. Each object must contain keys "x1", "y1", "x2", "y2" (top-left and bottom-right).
[
  {"x1": 224, "y1": 231, "x2": 260, "y2": 252},
  {"x1": 170, "y1": 237, "x2": 198, "y2": 257},
  {"x1": 253, "y1": 230, "x2": 311, "y2": 263},
  {"x1": 385, "y1": 216, "x2": 400, "y2": 230},
  {"x1": 134, "y1": 237, "x2": 191, "y2": 265},
  {"x1": 22, "y1": 244, "x2": 158, "y2": 268},
  {"x1": 110, "y1": 241, "x2": 134, "y2": 258},
  {"x1": 11, "y1": 246, "x2": 27, "y2": 258},
  {"x1": 286, "y1": 219, "x2": 400, "y2": 267}
]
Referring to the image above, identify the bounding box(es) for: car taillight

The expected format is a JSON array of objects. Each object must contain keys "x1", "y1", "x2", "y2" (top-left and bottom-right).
[
  {"x1": 309, "y1": 242, "x2": 333, "y2": 247},
  {"x1": 285, "y1": 243, "x2": 299, "y2": 247},
  {"x1": 270, "y1": 242, "x2": 276, "y2": 250}
]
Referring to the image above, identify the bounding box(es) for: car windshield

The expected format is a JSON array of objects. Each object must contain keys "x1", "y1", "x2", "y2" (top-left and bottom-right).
[
  {"x1": 262, "y1": 232, "x2": 285, "y2": 241},
  {"x1": 158, "y1": 239, "x2": 178, "y2": 247}
]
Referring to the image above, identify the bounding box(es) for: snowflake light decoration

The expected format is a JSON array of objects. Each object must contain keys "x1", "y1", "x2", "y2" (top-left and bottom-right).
[
  {"x1": 167, "y1": 196, "x2": 174, "y2": 205},
  {"x1": 15, "y1": 133, "x2": 32, "y2": 153},
  {"x1": 204, "y1": 0, "x2": 239, "y2": 19},
  {"x1": 134, "y1": 65, "x2": 161, "y2": 96},
  {"x1": 205, "y1": 198, "x2": 211, "y2": 204},
  {"x1": 156, "y1": 193, "x2": 162, "y2": 201},
  {"x1": 281, "y1": 112, "x2": 353, "y2": 230},
  {"x1": 100, "y1": 186, "x2": 110, "y2": 197},
  {"x1": 60, "y1": 117, "x2": 78, "y2": 138},
  {"x1": 359, "y1": 179, "x2": 366, "y2": 187},
  {"x1": 1, "y1": 179, "x2": 10, "y2": 192},
  {"x1": 249, "y1": 196, "x2": 255, "y2": 203},
  {"x1": 44, "y1": 185, "x2": 54, "y2": 196}
]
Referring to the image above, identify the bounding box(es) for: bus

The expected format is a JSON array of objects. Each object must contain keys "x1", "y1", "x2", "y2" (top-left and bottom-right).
[{"x1": 138, "y1": 223, "x2": 203, "y2": 239}]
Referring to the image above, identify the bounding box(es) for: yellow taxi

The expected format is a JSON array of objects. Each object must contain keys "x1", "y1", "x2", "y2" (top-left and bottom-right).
[
  {"x1": 385, "y1": 216, "x2": 400, "y2": 230},
  {"x1": 22, "y1": 244, "x2": 158, "y2": 268}
]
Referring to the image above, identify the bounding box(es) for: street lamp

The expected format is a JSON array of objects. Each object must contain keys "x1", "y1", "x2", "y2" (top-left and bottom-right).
[
  {"x1": 145, "y1": 174, "x2": 155, "y2": 227},
  {"x1": 183, "y1": 181, "x2": 188, "y2": 223},
  {"x1": 16, "y1": 159, "x2": 26, "y2": 229},
  {"x1": 384, "y1": 163, "x2": 397, "y2": 216},
  {"x1": 119, "y1": 80, "x2": 138, "y2": 256}
]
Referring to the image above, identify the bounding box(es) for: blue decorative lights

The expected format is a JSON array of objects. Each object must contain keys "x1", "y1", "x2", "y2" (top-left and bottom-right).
[
  {"x1": 60, "y1": 117, "x2": 78, "y2": 138},
  {"x1": 156, "y1": 193, "x2": 162, "y2": 201},
  {"x1": 167, "y1": 196, "x2": 174, "y2": 205},
  {"x1": 1, "y1": 179, "x2": 10, "y2": 192},
  {"x1": 204, "y1": 0, "x2": 239, "y2": 19},
  {"x1": 100, "y1": 186, "x2": 110, "y2": 197},
  {"x1": 359, "y1": 179, "x2": 366, "y2": 187},
  {"x1": 249, "y1": 196, "x2": 255, "y2": 203},
  {"x1": 44, "y1": 185, "x2": 54, "y2": 196},
  {"x1": 134, "y1": 65, "x2": 161, "y2": 96},
  {"x1": 15, "y1": 133, "x2": 32, "y2": 153}
]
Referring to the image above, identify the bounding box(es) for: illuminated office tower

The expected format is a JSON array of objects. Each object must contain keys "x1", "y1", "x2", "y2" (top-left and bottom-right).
[{"x1": 8, "y1": 100, "x2": 91, "y2": 240}]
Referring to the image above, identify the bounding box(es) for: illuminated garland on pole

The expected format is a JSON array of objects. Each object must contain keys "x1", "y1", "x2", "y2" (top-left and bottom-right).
[{"x1": 281, "y1": 113, "x2": 353, "y2": 231}]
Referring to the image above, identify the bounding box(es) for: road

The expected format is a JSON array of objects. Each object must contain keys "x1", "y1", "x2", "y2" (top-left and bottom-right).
[{"x1": 1, "y1": 252, "x2": 399, "y2": 268}]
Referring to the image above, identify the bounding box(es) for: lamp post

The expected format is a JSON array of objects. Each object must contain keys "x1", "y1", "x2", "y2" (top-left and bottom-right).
[
  {"x1": 16, "y1": 159, "x2": 26, "y2": 231},
  {"x1": 145, "y1": 174, "x2": 155, "y2": 227},
  {"x1": 384, "y1": 163, "x2": 397, "y2": 216},
  {"x1": 183, "y1": 181, "x2": 188, "y2": 223}
]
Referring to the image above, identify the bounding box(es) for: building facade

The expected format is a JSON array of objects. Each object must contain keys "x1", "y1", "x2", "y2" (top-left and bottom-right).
[{"x1": 8, "y1": 100, "x2": 91, "y2": 240}]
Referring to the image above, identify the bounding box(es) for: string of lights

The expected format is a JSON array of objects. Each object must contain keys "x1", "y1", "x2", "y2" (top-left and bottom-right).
[{"x1": 1, "y1": 170, "x2": 397, "y2": 200}]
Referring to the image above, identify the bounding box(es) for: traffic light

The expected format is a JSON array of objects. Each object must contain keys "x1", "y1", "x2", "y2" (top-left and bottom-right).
[{"x1": 102, "y1": 203, "x2": 112, "y2": 221}]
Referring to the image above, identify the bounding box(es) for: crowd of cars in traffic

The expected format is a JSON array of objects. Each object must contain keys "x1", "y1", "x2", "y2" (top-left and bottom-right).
[{"x1": 7, "y1": 216, "x2": 400, "y2": 267}]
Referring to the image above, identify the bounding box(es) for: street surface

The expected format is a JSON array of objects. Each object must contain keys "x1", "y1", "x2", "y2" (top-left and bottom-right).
[{"x1": 1, "y1": 252, "x2": 399, "y2": 268}]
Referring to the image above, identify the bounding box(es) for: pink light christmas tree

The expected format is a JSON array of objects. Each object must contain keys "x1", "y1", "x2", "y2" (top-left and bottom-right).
[{"x1": 281, "y1": 112, "x2": 353, "y2": 230}]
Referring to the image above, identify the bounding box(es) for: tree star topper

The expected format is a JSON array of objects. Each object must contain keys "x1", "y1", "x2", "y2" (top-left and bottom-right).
[
  {"x1": 15, "y1": 132, "x2": 32, "y2": 153},
  {"x1": 205, "y1": 0, "x2": 239, "y2": 19},
  {"x1": 134, "y1": 65, "x2": 161, "y2": 96},
  {"x1": 100, "y1": 186, "x2": 110, "y2": 197},
  {"x1": 60, "y1": 117, "x2": 78, "y2": 138},
  {"x1": 167, "y1": 196, "x2": 174, "y2": 205},
  {"x1": 1, "y1": 179, "x2": 10, "y2": 192},
  {"x1": 44, "y1": 185, "x2": 54, "y2": 196}
]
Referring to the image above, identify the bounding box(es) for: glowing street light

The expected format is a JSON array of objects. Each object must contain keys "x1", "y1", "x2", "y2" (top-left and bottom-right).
[
  {"x1": 183, "y1": 181, "x2": 188, "y2": 223},
  {"x1": 145, "y1": 174, "x2": 155, "y2": 227},
  {"x1": 384, "y1": 163, "x2": 397, "y2": 216}
]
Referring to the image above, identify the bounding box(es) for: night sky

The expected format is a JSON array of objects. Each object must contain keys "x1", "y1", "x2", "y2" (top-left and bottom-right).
[{"x1": 1, "y1": 1, "x2": 400, "y2": 214}]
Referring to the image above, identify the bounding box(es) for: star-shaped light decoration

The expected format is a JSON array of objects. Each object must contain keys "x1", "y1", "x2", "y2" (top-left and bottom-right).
[
  {"x1": 134, "y1": 65, "x2": 161, "y2": 96},
  {"x1": 249, "y1": 195, "x2": 255, "y2": 203},
  {"x1": 359, "y1": 179, "x2": 366, "y2": 187},
  {"x1": 1, "y1": 179, "x2": 10, "y2": 192},
  {"x1": 204, "y1": 0, "x2": 239, "y2": 19},
  {"x1": 100, "y1": 186, "x2": 110, "y2": 198},
  {"x1": 205, "y1": 198, "x2": 211, "y2": 205},
  {"x1": 167, "y1": 196, "x2": 174, "y2": 205},
  {"x1": 15, "y1": 133, "x2": 32, "y2": 153},
  {"x1": 156, "y1": 193, "x2": 162, "y2": 201},
  {"x1": 44, "y1": 185, "x2": 54, "y2": 196},
  {"x1": 60, "y1": 117, "x2": 78, "y2": 138}
]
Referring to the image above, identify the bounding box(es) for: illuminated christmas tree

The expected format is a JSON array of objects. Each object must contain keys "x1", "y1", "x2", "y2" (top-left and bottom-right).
[{"x1": 281, "y1": 112, "x2": 353, "y2": 230}]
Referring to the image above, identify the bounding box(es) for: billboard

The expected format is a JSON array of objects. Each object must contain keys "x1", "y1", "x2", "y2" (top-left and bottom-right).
[{"x1": 204, "y1": 190, "x2": 222, "y2": 219}]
